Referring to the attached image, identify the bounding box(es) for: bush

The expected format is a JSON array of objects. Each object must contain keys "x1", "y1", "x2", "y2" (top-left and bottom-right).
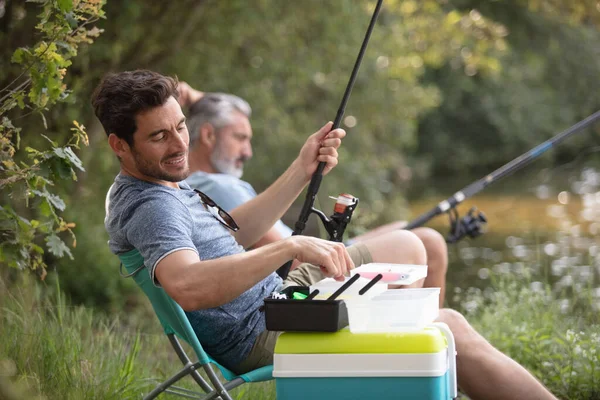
[{"x1": 455, "y1": 276, "x2": 600, "y2": 399}]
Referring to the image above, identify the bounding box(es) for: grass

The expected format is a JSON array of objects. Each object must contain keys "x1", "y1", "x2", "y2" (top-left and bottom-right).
[
  {"x1": 1, "y1": 267, "x2": 599, "y2": 399},
  {"x1": 0, "y1": 276, "x2": 274, "y2": 400},
  {"x1": 453, "y1": 276, "x2": 600, "y2": 400}
]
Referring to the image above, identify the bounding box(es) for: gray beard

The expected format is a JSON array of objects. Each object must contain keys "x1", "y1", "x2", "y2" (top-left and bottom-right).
[{"x1": 210, "y1": 148, "x2": 244, "y2": 179}]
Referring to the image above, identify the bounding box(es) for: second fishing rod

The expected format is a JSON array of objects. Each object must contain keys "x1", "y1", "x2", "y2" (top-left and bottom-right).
[{"x1": 405, "y1": 109, "x2": 600, "y2": 242}]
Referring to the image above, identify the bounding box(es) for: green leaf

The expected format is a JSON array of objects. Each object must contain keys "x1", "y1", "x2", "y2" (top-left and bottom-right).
[
  {"x1": 53, "y1": 148, "x2": 67, "y2": 159},
  {"x1": 65, "y1": 11, "x2": 78, "y2": 27},
  {"x1": 57, "y1": 0, "x2": 74, "y2": 13},
  {"x1": 63, "y1": 147, "x2": 85, "y2": 172},
  {"x1": 1, "y1": 117, "x2": 15, "y2": 130},
  {"x1": 27, "y1": 175, "x2": 51, "y2": 189},
  {"x1": 16, "y1": 215, "x2": 32, "y2": 231},
  {"x1": 46, "y1": 193, "x2": 65, "y2": 211},
  {"x1": 46, "y1": 234, "x2": 73, "y2": 259},
  {"x1": 32, "y1": 189, "x2": 66, "y2": 212},
  {"x1": 48, "y1": 157, "x2": 73, "y2": 180},
  {"x1": 31, "y1": 244, "x2": 44, "y2": 254},
  {"x1": 11, "y1": 48, "x2": 28, "y2": 64}
]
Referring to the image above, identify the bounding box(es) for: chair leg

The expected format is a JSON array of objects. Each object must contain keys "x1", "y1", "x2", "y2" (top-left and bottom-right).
[
  {"x1": 201, "y1": 364, "x2": 235, "y2": 400},
  {"x1": 168, "y1": 334, "x2": 214, "y2": 393},
  {"x1": 166, "y1": 334, "x2": 242, "y2": 400},
  {"x1": 192, "y1": 376, "x2": 245, "y2": 400},
  {"x1": 143, "y1": 362, "x2": 204, "y2": 400}
]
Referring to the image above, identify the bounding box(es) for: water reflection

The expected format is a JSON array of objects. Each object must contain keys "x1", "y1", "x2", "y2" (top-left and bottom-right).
[{"x1": 413, "y1": 165, "x2": 600, "y2": 310}]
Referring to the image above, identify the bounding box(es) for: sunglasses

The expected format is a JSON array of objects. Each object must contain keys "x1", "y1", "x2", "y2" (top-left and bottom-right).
[{"x1": 194, "y1": 189, "x2": 240, "y2": 232}]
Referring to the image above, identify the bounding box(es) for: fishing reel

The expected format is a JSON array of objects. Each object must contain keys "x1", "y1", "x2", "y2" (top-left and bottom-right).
[
  {"x1": 312, "y1": 194, "x2": 359, "y2": 242},
  {"x1": 446, "y1": 206, "x2": 487, "y2": 243}
]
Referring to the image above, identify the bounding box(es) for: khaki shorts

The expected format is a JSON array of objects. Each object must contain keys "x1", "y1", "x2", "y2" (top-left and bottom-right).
[{"x1": 230, "y1": 243, "x2": 372, "y2": 375}]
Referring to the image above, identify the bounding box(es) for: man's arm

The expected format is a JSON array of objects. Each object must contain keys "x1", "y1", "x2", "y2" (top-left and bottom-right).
[
  {"x1": 177, "y1": 81, "x2": 204, "y2": 107},
  {"x1": 121, "y1": 193, "x2": 352, "y2": 310},
  {"x1": 229, "y1": 122, "x2": 344, "y2": 248},
  {"x1": 251, "y1": 226, "x2": 285, "y2": 248},
  {"x1": 155, "y1": 234, "x2": 353, "y2": 311}
]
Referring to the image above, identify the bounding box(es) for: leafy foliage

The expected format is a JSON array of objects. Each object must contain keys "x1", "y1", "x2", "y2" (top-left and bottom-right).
[
  {"x1": 418, "y1": 0, "x2": 600, "y2": 176},
  {"x1": 0, "y1": 0, "x2": 105, "y2": 276},
  {"x1": 456, "y1": 277, "x2": 600, "y2": 399},
  {"x1": 32, "y1": 0, "x2": 511, "y2": 307},
  {"x1": 1, "y1": 0, "x2": 599, "y2": 309}
]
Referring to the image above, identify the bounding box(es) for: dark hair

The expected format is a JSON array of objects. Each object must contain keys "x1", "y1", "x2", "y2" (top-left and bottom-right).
[{"x1": 91, "y1": 70, "x2": 179, "y2": 146}]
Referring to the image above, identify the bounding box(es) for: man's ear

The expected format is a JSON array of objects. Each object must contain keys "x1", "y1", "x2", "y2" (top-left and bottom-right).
[
  {"x1": 108, "y1": 133, "x2": 130, "y2": 158},
  {"x1": 199, "y1": 124, "x2": 217, "y2": 149}
]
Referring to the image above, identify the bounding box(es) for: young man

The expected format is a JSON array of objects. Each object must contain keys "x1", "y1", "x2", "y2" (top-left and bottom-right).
[
  {"x1": 181, "y1": 91, "x2": 448, "y2": 305},
  {"x1": 96, "y1": 70, "x2": 556, "y2": 399}
]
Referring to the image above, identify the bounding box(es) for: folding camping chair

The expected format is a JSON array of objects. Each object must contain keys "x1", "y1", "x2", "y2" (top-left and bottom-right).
[{"x1": 119, "y1": 249, "x2": 273, "y2": 400}]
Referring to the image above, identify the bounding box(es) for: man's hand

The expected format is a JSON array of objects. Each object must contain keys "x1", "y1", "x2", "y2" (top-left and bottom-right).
[
  {"x1": 285, "y1": 235, "x2": 354, "y2": 281},
  {"x1": 296, "y1": 122, "x2": 346, "y2": 181},
  {"x1": 177, "y1": 81, "x2": 204, "y2": 107}
]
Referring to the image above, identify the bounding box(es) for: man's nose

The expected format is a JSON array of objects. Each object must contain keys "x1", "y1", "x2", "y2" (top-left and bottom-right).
[
  {"x1": 172, "y1": 129, "x2": 189, "y2": 150},
  {"x1": 243, "y1": 143, "x2": 253, "y2": 159}
]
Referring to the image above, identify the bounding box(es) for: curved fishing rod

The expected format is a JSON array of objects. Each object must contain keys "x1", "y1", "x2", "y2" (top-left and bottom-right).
[
  {"x1": 405, "y1": 109, "x2": 600, "y2": 241},
  {"x1": 277, "y1": 0, "x2": 384, "y2": 279}
]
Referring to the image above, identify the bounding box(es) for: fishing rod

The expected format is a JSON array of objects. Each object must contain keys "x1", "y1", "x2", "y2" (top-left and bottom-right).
[
  {"x1": 405, "y1": 109, "x2": 600, "y2": 243},
  {"x1": 276, "y1": 0, "x2": 384, "y2": 279}
]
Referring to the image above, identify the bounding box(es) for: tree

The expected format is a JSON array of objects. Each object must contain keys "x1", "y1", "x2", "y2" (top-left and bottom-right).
[
  {"x1": 4, "y1": 0, "x2": 593, "y2": 309},
  {"x1": 0, "y1": 0, "x2": 105, "y2": 277},
  {"x1": 417, "y1": 0, "x2": 600, "y2": 176}
]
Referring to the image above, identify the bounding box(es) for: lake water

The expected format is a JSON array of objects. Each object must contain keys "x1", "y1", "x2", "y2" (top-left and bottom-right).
[{"x1": 408, "y1": 162, "x2": 600, "y2": 309}]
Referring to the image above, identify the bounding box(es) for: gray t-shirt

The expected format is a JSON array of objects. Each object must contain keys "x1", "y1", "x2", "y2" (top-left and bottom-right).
[
  {"x1": 186, "y1": 171, "x2": 293, "y2": 238},
  {"x1": 105, "y1": 174, "x2": 282, "y2": 368}
]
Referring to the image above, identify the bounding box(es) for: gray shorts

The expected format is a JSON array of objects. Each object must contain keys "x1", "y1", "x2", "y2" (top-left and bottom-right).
[{"x1": 230, "y1": 243, "x2": 373, "y2": 375}]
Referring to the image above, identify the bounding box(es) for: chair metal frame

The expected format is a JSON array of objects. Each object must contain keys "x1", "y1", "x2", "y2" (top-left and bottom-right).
[{"x1": 118, "y1": 249, "x2": 273, "y2": 400}]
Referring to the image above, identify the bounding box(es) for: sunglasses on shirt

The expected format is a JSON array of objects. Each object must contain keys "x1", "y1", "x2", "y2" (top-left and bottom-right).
[{"x1": 194, "y1": 189, "x2": 240, "y2": 232}]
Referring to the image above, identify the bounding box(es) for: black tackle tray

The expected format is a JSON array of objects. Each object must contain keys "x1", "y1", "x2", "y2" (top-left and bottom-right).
[{"x1": 264, "y1": 286, "x2": 349, "y2": 332}]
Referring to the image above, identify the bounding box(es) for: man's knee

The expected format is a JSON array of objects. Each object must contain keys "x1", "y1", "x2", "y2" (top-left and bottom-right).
[
  {"x1": 438, "y1": 309, "x2": 469, "y2": 331},
  {"x1": 393, "y1": 230, "x2": 427, "y2": 265},
  {"x1": 412, "y1": 228, "x2": 448, "y2": 271},
  {"x1": 438, "y1": 308, "x2": 486, "y2": 352},
  {"x1": 412, "y1": 227, "x2": 447, "y2": 255},
  {"x1": 362, "y1": 229, "x2": 427, "y2": 265}
]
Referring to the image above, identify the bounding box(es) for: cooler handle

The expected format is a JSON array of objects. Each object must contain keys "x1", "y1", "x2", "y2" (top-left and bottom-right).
[{"x1": 432, "y1": 322, "x2": 457, "y2": 399}]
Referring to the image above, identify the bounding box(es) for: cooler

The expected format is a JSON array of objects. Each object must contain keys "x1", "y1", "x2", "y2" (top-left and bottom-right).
[{"x1": 273, "y1": 323, "x2": 457, "y2": 400}]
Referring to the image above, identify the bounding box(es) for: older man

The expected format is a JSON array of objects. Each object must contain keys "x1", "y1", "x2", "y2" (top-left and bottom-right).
[{"x1": 182, "y1": 91, "x2": 448, "y2": 305}]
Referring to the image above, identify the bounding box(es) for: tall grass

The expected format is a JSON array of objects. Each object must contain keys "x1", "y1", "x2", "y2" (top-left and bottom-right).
[
  {"x1": 2, "y1": 270, "x2": 599, "y2": 399},
  {"x1": 1, "y1": 277, "x2": 143, "y2": 399},
  {"x1": 454, "y1": 276, "x2": 600, "y2": 400},
  {"x1": 0, "y1": 276, "x2": 274, "y2": 399}
]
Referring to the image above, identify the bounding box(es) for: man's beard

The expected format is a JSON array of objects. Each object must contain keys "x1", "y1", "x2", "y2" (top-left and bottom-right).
[
  {"x1": 132, "y1": 147, "x2": 190, "y2": 182},
  {"x1": 210, "y1": 143, "x2": 246, "y2": 179}
]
